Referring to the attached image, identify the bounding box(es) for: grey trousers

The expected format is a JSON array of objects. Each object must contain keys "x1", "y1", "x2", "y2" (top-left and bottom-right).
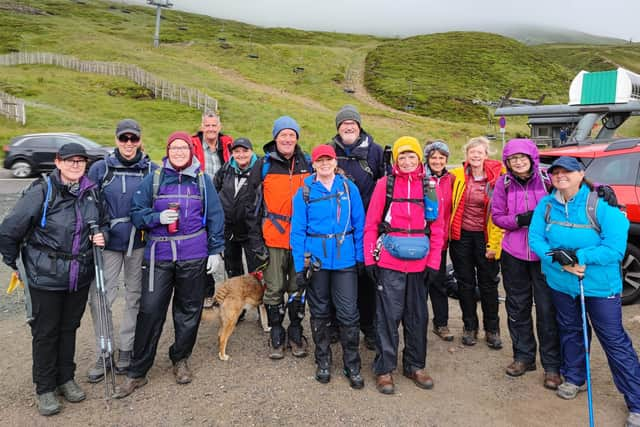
[{"x1": 88, "y1": 248, "x2": 144, "y2": 354}]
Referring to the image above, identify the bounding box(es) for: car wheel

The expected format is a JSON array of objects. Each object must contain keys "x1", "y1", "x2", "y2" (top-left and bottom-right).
[
  {"x1": 10, "y1": 160, "x2": 33, "y2": 178},
  {"x1": 621, "y1": 242, "x2": 640, "y2": 305}
]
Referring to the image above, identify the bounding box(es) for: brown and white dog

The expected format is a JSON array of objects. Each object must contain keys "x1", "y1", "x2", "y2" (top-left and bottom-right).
[{"x1": 214, "y1": 271, "x2": 267, "y2": 361}]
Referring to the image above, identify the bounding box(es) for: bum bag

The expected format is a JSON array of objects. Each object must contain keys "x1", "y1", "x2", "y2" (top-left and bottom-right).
[{"x1": 381, "y1": 234, "x2": 430, "y2": 260}]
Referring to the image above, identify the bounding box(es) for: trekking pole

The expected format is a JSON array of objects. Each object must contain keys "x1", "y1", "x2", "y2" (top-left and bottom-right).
[
  {"x1": 89, "y1": 221, "x2": 116, "y2": 403},
  {"x1": 578, "y1": 275, "x2": 595, "y2": 427}
]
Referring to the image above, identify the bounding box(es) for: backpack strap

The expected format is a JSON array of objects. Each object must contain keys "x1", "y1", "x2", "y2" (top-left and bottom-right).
[
  {"x1": 378, "y1": 175, "x2": 430, "y2": 235},
  {"x1": 40, "y1": 174, "x2": 52, "y2": 228},
  {"x1": 544, "y1": 191, "x2": 600, "y2": 232}
]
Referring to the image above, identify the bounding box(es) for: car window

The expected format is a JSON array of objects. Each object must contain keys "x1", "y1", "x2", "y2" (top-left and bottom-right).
[
  {"x1": 585, "y1": 153, "x2": 640, "y2": 186},
  {"x1": 72, "y1": 136, "x2": 101, "y2": 149}
]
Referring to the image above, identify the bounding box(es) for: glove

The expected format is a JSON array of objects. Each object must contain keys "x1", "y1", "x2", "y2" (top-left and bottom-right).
[
  {"x1": 365, "y1": 265, "x2": 378, "y2": 284},
  {"x1": 356, "y1": 262, "x2": 365, "y2": 276},
  {"x1": 159, "y1": 209, "x2": 179, "y2": 225},
  {"x1": 206, "y1": 254, "x2": 222, "y2": 275},
  {"x1": 515, "y1": 211, "x2": 534, "y2": 227},
  {"x1": 596, "y1": 185, "x2": 619, "y2": 207},
  {"x1": 295, "y1": 271, "x2": 308, "y2": 292},
  {"x1": 547, "y1": 249, "x2": 578, "y2": 266}
]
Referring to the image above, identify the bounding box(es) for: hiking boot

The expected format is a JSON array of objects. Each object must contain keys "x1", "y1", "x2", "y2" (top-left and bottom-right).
[
  {"x1": 627, "y1": 412, "x2": 640, "y2": 427},
  {"x1": 315, "y1": 366, "x2": 331, "y2": 384},
  {"x1": 543, "y1": 371, "x2": 562, "y2": 390},
  {"x1": 344, "y1": 368, "x2": 364, "y2": 390},
  {"x1": 87, "y1": 356, "x2": 111, "y2": 383},
  {"x1": 364, "y1": 333, "x2": 376, "y2": 351},
  {"x1": 115, "y1": 350, "x2": 131, "y2": 375},
  {"x1": 57, "y1": 379, "x2": 86, "y2": 402},
  {"x1": 112, "y1": 376, "x2": 148, "y2": 399},
  {"x1": 36, "y1": 392, "x2": 61, "y2": 416},
  {"x1": 433, "y1": 326, "x2": 454, "y2": 342},
  {"x1": 461, "y1": 329, "x2": 478, "y2": 346},
  {"x1": 376, "y1": 373, "x2": 395, "y2": 395},
  {"x1": 289, "y1": 336, "x2": 308, "y2": 358},
  {"x1": 505, "y1": 360, "x2": 536, "y2": 377},
  {"x1": 485, "y1": 331, "x2": 503, "y2": 350},
  {"x1": 203, "y1": 296, "x2": 215, "y2": 309},
  {"x1": 173, "y1": 359, "x2": 192, "y2": 384},
  {"x1": 403, "y1": 369, "x2": 434, "y2": 390},
  {"x1": 269, "y1": 345, "x2": 284, "y2": 360},
  {"x1": 556, "y1": 382, "x2": 587, "y2": 400}
]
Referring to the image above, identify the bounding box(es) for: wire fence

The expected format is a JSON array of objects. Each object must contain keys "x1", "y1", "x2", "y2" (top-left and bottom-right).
[
  {"x1": 0, "y1": 91, "x2": 26, "y2": 125},
  {"x1": 0, "y1": 52, "x2": 218, "y2": 124}
]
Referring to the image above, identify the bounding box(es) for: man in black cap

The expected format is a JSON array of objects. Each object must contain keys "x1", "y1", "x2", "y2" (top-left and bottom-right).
[
  {"x1": 213, "y1": 137, "x2": 268, "y2": 278},
  {"x1": 328, "y1": 105, "x2": 386, "y2": 350}
]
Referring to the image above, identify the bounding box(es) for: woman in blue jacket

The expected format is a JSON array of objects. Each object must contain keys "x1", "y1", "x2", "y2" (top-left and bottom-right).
[
  {"x1": 290, "y1": 144, "x2": 365, "y2": 389},
  {"x1": 529, "y1": 157, "x2": 640, "y2": 427}
]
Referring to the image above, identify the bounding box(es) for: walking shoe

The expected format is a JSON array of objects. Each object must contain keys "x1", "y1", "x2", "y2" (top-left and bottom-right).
[
  {"x1": 627, "y1": 412, "x2": 640, "y2": 427},
  {"x1": 543, "y1": 371, "x2": 562, "y2": 390},
  {"x1": 505, "y1": 360, "x2": 536, "y2": 377},
  {"x1": 433, "y1": 326, "x2": 454, "y2": 342},
  {"x1": 203, "y1": 296, "x2": 215, "y2": 309},
  {"x1": 87, "y1": 356, "x2": 111, "y2": 383},
  {"x1": 461, "y1": 329, "x2": 478, "y2": 346},
  {"x1": 556, "y1": 382, "x2": 587, "y2": 400},
  {"x1": 173, "y1": 359, "x2": 192, "y2": 384},
  {"x1": 485, "y1": 331, "x2": 503, "y2": 350},
  {"x1": 289, "y1": 336, "x2": 308, "y2": 358},
  {"x1": 315, "y1": 366, "x2": 331, "y2": 384},
  {"x1": 403, "y1": 369, "x2": 434, "y2": 390},
  {"x1": 269, "y1": 345, "x2": 284, "y2": 360},
  {"x1": 344, "y1": 368, "x2": 364, "y2": 389},
  {"x1": 115, "y1": 350, "x2": 131, "y2": 375},
  {"x1": 112, "y1": 376, "x2": 148, "y2": 399},
  {"x1": 57, "y1": 379, "x2": 86, "y2": 402},
  {"x1": 376, "y1": 373, "x2": 395, "y2": 395},
  {"x1": 36, "y1": 392, "x2": 61, "y2": 416}
]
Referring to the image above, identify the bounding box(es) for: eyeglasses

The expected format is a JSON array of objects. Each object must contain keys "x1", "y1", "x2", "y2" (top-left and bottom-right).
[
  {"x1": 118, "y1": 134, "x2": 141, "y2": 143},
  {"x1": 63, "y1": 158, "x2": 87, "y2": 166},
  {"x1": 507, "y1": 154, "x2": 529, "y2": 163},
  {"x1": 168, "y1": 146, "x2": 191, "y2": 152}
]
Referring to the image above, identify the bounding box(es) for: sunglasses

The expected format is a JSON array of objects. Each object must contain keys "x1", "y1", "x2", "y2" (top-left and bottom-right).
[{"x1": 118, "y1": 134, "x2": 140, "y2": 143}]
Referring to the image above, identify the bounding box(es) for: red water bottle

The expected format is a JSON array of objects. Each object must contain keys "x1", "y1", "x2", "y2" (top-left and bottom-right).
[{"x1": 167, "y1": 202, "x2": 180, "y2": 234}]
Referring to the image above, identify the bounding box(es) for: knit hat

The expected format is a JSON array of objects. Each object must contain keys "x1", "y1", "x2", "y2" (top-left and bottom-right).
[
  {"x1": 272, "y1": 116, "x2": 300, "y2": 139},
  {"x1": 335, "y1": 105, "x2": 362, "y2": 129},
  {"x1": 311, "y1": 144, "x2": 337, "y2": 162},
  {"x1": 392, "y1": 136, "x2": 423, "y2": 163},
  {"x1": 424, "y1": 140, "x2": 450, "y2": 159},
  {"x1": 166, "y1": 131, "x2": 194, "y2": 170}
]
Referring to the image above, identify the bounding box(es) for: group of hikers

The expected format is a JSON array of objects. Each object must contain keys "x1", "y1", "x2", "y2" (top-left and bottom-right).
[{"x1": 0, "y1": 105, "x2": 639, "y2": 426}]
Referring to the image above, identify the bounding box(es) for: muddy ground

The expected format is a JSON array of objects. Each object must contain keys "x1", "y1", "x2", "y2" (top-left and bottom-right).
[{"x1": 0, "y1": 193, "x2": 639, "y2": 426}]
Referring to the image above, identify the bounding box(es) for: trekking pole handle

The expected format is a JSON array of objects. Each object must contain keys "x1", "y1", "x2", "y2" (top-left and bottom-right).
[{"x1": 88, "y1": 220, "x2": 99, "y2": 236}]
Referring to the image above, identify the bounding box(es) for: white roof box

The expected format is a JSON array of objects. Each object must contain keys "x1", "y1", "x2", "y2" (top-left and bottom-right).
[{"x1": 569, "y1": 68, "x2": 640, "y2": 105}]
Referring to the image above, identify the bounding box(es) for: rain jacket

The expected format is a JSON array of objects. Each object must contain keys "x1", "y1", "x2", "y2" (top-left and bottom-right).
[
  {"x1": 450, "y1": 159, "x2": 505, "y2": 258},
  {"x1": 491, "y1": 139, "x2": 550, "y2": 261},
  {"x1": 290, "y1": 173, "x2": 365, "y2": 272},
  {"x1": 364, "y1": 164, "x2": 444, "y2": 272},
  {"x1": 529, "y1": 183, "x2": 628, "y2": 298},
  {"x1": 191, "y1": 132, "x2": 233, "y2": 169}
]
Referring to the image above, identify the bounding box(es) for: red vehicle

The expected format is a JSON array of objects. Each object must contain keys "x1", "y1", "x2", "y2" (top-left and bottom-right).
[{"x1": 538, "y1": 139, "x2": 640, "y2": 304}]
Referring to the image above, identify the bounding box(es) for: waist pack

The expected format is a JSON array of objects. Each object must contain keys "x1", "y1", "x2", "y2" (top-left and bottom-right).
[{"x1": 381, "y1": 234, "x2": 430, "y2": 260}]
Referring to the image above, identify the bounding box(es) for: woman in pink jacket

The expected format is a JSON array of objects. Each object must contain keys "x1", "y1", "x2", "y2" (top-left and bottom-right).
[{"x1": 364, "y1": 136, "x2": 445, "y2": 395}]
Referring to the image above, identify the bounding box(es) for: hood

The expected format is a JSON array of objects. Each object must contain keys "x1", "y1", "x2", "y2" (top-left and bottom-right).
[
  {"x1": 230, "y1": 153, "x2": 258, "y2": 172},
  {"x1": 502, "y1": 138, "x2": 540, "y2": 173}
]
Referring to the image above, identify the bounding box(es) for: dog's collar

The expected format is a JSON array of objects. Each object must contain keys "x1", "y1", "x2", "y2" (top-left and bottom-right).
[{"x1": 250, "y1": 270, "x2": 266, "y2": 289}]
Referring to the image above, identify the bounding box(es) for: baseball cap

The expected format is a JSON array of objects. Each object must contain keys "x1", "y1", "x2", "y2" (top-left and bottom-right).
[
  {"x1": 58, "y1": 142, "x2": 89, "y2": 160},
  {"x1": 116, "y1": 119, "x2": 141, "y2": 138},
  {"x1": 311, "y1": 144, "x2": 337, "y2": 162},
  {"x1": 230, "y1": 137, "x2": 253, "y2": 151},
  {"x1": 547, "y1": 156, "x2": 584, "y2": 174}
]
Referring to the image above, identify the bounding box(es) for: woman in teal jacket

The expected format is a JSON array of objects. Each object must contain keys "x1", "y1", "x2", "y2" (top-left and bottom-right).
[
  {"x1": 529, "y1": 157, "x2": 640, "y2": 427},
  {"x1": 290, "y1": 144, "x2": 365, "y2": 389}
]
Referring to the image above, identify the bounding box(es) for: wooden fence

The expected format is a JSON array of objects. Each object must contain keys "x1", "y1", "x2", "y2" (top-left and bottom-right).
[
  {"x1": 0, "y1": 52, "x2": 218, "y2": 123},
  {"x1": 0, "y1": 91, "x2": 26, "y2": 125}
]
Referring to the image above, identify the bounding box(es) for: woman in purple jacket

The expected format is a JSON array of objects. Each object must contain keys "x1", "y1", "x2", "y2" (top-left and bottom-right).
[{"x1": 491, "y1": 138, "x2": 561, "y2": 390}]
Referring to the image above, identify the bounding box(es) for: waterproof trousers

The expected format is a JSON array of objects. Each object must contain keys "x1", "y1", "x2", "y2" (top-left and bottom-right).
[
  {"x1": 373, "y1": 268, "x2": 428, "y2": 376},
  {"x1": 427, "y1": 249, "x2": 450, "y2": 328},
  {"x1": 449, "y1": 230, "x2": 500, "y2": 332},
  {"x1": 127, "y1": 258, "x2": 207, "y2": 378},
  {"x1": 308, "y1": 268, "x2": 360, "y2": 372},
  {"x1": 30, "y1": 285, "x2": 89, "y2": 394},
  {"x1": 501, "y1": 251, "x2": 560, "y2": 372},
  {"x1": 551, "y1": 289, "x2": 640, "y2": 412},
  {"x1": 224, "y1": 239, "x2": 262, "y2": 277},
  {"x1": 88, "y1": 248, "x2": 144, "y2": 355}
]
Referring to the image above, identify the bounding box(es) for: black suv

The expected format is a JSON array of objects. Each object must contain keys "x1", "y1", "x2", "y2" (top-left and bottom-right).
[{"x1": 3, "y1": 133, "x2": 111, "y2": 178}]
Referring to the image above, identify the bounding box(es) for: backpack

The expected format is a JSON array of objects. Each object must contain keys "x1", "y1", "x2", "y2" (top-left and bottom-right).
[
  {"x1": 260, "y1": 151, "x2": 311, "y2": 180},
  {"x1": 151, "y1": 168, "x2": 208, "y2": 226},
  {"x1": 329, "y1": 140, "x2": 374, "y2": 177},
  {"x1": 39, "y1": 174, "x2": 99, "y2": 229},
  {"x1": 378, "y1": 174, "x2": 438, "y2": 235},
  {"x1": 544, "y1": 190, "x2": 601, "y2": 233},
  {"x1": 301, "y1": 179, "x2": 350, "y2": 205},
  {"x1": 100, "y1": 161, "x2": 153, "y2": 193}
]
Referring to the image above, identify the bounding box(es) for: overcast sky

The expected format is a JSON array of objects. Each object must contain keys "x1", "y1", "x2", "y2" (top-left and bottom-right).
[{"x1": 127, "y1": 0, "x2": 640, "y2": 41}]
